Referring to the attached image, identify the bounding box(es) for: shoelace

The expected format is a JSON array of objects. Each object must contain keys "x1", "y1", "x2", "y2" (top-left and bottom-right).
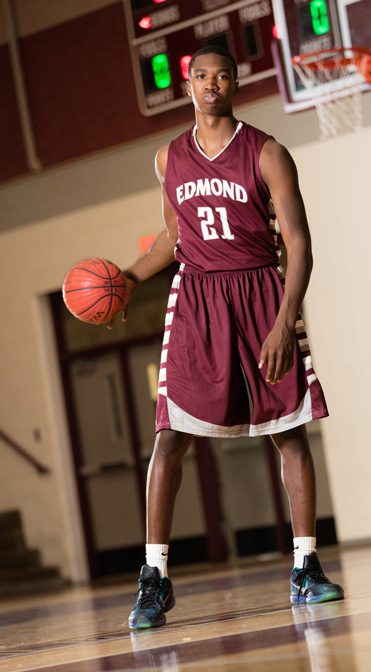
[
  {"x1": 298, "y1": 561, "x2": 330, "y2": 596},
  {"x1": 137, "y1": 578, "x2": 161, "y2": 608}
]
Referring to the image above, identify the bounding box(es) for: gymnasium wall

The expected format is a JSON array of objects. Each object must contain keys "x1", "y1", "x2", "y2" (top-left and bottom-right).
[
  {"x1": 0, "y1": 91, "x2": 370, "y2": 580},
  {"x1": 291, "y1": 131, "x2": 371, "y2": 545},
  {"x1": 0, "y1": 0, "x2": 277, "y2": 185}
]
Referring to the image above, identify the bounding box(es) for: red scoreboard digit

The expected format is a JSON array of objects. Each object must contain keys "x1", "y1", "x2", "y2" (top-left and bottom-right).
[{"x1": 123, "y1": 0, "x2": 277, "y2": 116}]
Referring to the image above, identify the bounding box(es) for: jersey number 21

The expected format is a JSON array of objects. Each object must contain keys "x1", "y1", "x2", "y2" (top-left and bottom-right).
[{"x1": 198, "y1": 206, "x2": 234, "y2": 241}]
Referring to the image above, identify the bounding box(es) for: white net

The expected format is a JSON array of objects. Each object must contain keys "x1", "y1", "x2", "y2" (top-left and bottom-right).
[{"x1": 292, "y1": 49, "x2": 368, "y2": 139}]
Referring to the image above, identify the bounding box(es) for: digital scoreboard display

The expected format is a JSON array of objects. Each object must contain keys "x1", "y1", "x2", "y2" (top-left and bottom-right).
[
  {"x1": 123, "y1": 0, "x2": 277, "y2": 115},
  {"x1": 271, "y1": 0, "x2": 345, "y2": 109},
  {"x1": 270, "y1": 0, "x2": 370, "y2": 112}
]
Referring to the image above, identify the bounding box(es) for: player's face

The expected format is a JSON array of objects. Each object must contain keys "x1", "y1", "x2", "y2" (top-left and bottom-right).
[{"x1": 187, "y1": 53, "x2": 239, "y2": 115}]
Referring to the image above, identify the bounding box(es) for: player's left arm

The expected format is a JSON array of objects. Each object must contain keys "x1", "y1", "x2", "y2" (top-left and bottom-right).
[{"x1": 259, "y1": 138, "x2": 313, "y2": 384}]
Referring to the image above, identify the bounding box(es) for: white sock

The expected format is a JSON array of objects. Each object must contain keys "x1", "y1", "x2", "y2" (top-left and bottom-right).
[
  {"x1": 293, "y1": 536, "x2": 316, "y2": 569},
  {"x1": 145, "y1": 544, "x2": 169, "y2": 578}
]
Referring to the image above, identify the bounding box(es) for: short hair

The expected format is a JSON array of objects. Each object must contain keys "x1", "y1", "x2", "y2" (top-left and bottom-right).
[{"x1": 188, "y1": 45, "x2": 238, "y2": 80}]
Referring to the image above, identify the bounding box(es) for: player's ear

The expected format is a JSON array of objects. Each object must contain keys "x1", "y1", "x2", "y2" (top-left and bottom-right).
[
  {"x1": 186, "y1": 79, "x2": 192, "y2": 97},
  {"x1": 234, "y1": 80, "x2": 239, "y2": 96}
]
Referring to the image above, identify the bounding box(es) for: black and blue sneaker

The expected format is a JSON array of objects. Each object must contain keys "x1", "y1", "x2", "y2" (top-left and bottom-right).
[
  {"x1": 128, "y1": 564, "x2": 176, "y2": 630},
  {"x1": 290, "y1": 552, "x2": 344, "y2": 604}
]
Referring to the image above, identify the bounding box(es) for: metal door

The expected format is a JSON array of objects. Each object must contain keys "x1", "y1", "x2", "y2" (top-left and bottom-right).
[{"x1": 70, "y1": 352, "x2": 144, "y2": 554}]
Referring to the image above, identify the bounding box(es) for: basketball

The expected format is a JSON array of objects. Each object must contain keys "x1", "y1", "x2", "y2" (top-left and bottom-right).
[{"x1": 62, "y1": 258, "x2": 127, "y2": 324}]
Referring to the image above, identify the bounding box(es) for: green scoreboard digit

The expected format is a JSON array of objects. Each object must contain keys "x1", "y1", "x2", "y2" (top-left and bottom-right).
[
  {"x1": 294, "y1": 0, "x2": 333, "y2": 41},
  {"x1": 310, "y1": 0, "x2": 330, "y2": 36},
  {"x1": 151, "y1": 53, "x2": 172, "y2": 89}
]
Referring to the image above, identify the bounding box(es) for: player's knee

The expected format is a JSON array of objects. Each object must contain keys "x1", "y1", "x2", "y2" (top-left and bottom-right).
[
  {"x1": 271, "y1": 425, "x2": 310, "y2": 455},
  {"x1": 154, "y1": 430, "x2": 191, "y2": 461}
]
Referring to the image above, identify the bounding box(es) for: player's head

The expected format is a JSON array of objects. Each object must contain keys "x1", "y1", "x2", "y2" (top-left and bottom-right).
[
  {"x1": 187, "y1": 46, "x2": 239, "y2": 116},
  {"x1": 188, "y1": 46, "x2": 238, "y2": 81}
]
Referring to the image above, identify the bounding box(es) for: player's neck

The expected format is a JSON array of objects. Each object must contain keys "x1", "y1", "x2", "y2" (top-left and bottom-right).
[{"x1": 194, "y1": 115, "x2": 239, "y2": 159}]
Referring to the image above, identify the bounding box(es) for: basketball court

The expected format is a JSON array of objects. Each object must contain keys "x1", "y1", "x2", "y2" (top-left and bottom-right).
[
  {"x1": 0, "y1": 1, "x2": 370, "y2": 671},
  {"x1": 0, "y1": 544, "x2": 370, "y2": 670}
]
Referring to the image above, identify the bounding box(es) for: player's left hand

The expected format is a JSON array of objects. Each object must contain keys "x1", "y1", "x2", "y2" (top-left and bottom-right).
[{"x1": 258, "y1": 324, "x2": 295, "y2": 384}]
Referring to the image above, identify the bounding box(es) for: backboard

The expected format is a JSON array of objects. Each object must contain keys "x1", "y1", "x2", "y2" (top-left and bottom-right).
[{"x1": 271, "y1": 0, "x2": 371, "y2": 111}]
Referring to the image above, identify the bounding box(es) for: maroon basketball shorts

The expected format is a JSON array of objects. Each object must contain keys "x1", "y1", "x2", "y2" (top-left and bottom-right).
[{"x1": 156, "y1": 264, "x2": 328, "y2": 437}]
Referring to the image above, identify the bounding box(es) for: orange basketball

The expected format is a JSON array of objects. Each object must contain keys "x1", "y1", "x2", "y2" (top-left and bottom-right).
[{"x1": 62, "y1": 258, "x2": 127, "y2": 324}]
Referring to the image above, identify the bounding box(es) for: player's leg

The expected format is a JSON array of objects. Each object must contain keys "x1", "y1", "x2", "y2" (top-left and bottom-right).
[
  {"x1": 129, "y1": 429, "x2": 192, "y2": 630},
  {"x1": 271, "y1": 425, "x2": 344, "y2": 604},
  {"x1": 271, "y1": 424, "x2": 316, "y2": 537},
  {"x1": 147, "y1": 429, "x2": 192, "y2": 545}
]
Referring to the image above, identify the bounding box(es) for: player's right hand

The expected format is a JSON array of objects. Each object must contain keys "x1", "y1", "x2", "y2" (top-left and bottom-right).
[
  {"x1": 258, "y1": 322, "x2": 295, "y2": 384},
  {"x1": 106, "y1": 274, "x2": 138, "y2": 330}
]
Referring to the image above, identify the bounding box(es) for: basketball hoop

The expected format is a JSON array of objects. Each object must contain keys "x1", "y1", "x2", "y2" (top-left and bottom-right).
[{"x1": 291, "y1": 47, "x2": 371, "y2": 139}]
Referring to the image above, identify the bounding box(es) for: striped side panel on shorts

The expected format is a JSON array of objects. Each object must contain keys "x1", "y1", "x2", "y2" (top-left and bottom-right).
[
  {"x1": 157, "y1": 263, "x2": 185, "y2": 397},
  {"x1": 295, "y1": 316, "x2": 318, "y2": 388},
  {"x1": 275, "y1": 262, "x2": 317, "y2": 390}
]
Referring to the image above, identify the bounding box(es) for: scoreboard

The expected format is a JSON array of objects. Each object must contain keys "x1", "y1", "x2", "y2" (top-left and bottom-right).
[
  {"x1": 271, "y1": 0, "x2": 371, "y2": 111},
  {"x1": 123, "y1": 0, "x2": 277, "y2": 116}
]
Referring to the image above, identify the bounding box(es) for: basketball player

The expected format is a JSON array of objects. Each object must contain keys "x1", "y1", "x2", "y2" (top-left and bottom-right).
[{"x1": 122, "y1": 46, "x2": 344, "y2": 629}]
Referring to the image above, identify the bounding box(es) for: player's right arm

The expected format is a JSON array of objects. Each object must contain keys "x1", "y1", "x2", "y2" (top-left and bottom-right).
[
  {"x1": 125, "y1": 145, "x2": 178, "y2": 283},
  {"x1": 119, "y1": 145, "x2": 179, "y2": 321}
]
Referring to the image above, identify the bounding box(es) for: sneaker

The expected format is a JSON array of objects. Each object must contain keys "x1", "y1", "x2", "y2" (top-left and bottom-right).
[
  {"x1": 290, "y1": 552, "x2": 344, "y2": 604},
  {"x1": 128, "y1": 565, "x2": 175, "y2": 630}
]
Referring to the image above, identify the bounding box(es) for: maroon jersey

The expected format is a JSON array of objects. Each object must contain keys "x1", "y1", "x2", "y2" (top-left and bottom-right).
[{"x1": 164, "y1": 121, "x2": 277, "y2": 272}]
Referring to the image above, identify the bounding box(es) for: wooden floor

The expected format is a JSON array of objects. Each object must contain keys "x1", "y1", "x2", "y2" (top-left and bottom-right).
[{"x1": 0, "y1": 544, "x2": 370, "y2": 671}]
